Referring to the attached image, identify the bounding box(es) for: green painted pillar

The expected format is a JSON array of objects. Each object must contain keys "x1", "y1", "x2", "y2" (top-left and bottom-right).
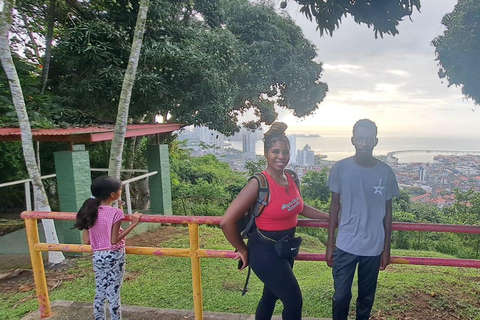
[
  {"x1": 54, "y1": 145, "x2": 92, "y2": 244},
  {"x1": 147, "y1": 144, "x2": 172, "y2": 215}
]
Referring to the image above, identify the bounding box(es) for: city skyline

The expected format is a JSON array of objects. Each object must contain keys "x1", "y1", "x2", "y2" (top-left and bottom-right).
[{"x1": 255, "y1": 0, "x2": 480, "y2": 139}]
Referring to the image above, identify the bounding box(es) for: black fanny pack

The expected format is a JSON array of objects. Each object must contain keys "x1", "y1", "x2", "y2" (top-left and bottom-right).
[
  {"x1": 274, "y1": 234, "x2": 302, "y2": 258},
  {"x1": 257, "y1": 229, "x2": 302, "y2": 258}
]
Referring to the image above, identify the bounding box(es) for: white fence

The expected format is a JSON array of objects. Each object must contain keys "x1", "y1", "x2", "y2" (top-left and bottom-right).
[{"x1": 0, "y1": 169, "x2": 157, "y2": 214}]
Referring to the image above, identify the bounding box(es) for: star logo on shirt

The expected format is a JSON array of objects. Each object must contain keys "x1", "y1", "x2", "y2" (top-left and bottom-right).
[{"x1": 373, "y1": 178, "x2": 385, "y2": 195}]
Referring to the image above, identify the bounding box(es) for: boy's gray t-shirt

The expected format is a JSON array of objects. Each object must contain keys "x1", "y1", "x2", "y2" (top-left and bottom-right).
[{"x1": 327, "y1": 157, "x2": 399, "y2": 256}]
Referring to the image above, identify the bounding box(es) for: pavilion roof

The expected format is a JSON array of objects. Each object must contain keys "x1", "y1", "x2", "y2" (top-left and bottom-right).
[{"x1": 0, "y1": 124, "x2": 182, "y2": 143}]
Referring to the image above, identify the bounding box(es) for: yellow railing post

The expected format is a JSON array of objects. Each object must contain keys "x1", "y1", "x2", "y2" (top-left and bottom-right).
[
  {"x1": 24, "y1": 218, "x2": 51, "y2": 318},
  {"x1": 188, "y1": 223, "x2": 203, "y2": 319}
]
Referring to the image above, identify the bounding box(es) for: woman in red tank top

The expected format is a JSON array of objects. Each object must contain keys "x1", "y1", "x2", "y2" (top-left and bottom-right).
[{"x1": 220, "y1": 122, "x2": 329, "y2": 320}]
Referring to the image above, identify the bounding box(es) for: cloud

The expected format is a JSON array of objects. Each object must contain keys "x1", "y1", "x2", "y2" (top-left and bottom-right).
[
  {"x1": 386, "y1": 70, "x2": 409, "y2": 76},
  {"x1": 281, "y1": 0, "x2": 480, "y2": 138},
  {"x1": 323, "y1": 64, "x2": 362, "y2": 74}
]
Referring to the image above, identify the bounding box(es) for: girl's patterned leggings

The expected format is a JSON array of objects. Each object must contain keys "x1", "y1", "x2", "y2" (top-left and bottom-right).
[{"x1": 92, "y1": 249, "x2": 126, "y2": 320}]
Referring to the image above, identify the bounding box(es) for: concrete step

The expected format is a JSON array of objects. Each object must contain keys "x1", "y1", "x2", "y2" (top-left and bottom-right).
[{"x1": 21, "y1": 300, "x2": 331, "y2": 320}]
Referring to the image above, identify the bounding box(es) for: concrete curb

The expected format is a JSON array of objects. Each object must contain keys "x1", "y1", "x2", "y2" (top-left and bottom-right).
[{"x1": 21, "y1": 300, "x2": 331, "y2": 320}]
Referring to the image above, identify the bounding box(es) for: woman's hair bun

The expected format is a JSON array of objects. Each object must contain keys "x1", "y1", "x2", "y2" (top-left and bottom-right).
[{"x1": 264, "y1": 122, "x2": 288, "y2": 138}]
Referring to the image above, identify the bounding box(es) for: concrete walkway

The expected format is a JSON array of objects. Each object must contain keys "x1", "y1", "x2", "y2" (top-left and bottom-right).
[{"x1": 21, "y1": 301, "x2": 331, "y2": 320}]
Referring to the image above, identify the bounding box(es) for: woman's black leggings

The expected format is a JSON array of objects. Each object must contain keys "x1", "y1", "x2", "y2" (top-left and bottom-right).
[{"x1": 247, "y1": 227, "x2": 302, "y2": 320}]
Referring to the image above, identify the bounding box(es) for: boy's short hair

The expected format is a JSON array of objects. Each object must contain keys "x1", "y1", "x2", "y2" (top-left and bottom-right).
[{"x1": 353, "y1": 119, "x2": 378, "y2": 137}]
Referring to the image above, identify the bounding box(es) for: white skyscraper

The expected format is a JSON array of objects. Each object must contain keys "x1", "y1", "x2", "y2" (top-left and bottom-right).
[
  {"x1": 297, "y1": 144, "x2": 315, "y2": 166},
  {"x1": 419, "y1": 166, "x2": 427, "y2": 182},
  {"x1": 242, "y1": 130, "x2": 256, "y2": 157},
  {"x1": 179, "y1": 125, "x2": 225, "y2": 150},
  {"x1": 288, "y1": 135, "x2": 297, "y2": 164}
]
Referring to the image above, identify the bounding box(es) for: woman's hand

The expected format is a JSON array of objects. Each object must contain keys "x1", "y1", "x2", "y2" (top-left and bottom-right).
[{"x1": 236, "y1": 250, "x2": 249, "y2": 271}]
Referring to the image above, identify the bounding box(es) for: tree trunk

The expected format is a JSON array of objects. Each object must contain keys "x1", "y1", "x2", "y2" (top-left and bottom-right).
[
  {"x1": 40, "y1": 0, "x2": 56, "y2": 94},
  {"x1": 108, "y1": 0, "x2": 150, "y2": 178},
  {"x1": 124, "y1": 137, "x2": 137, "y2": 179},
  {"x1": 136, "y1": 178, "x2": 150, "y2": 210},
  {"x1": 20, "y1": 13, "x2": 41, "y2": 61},
  {"x1": 35, "y1": 141, "x2": 40, "y2": 174},
  {"x1": 0, "y1": 0, "x2": 64, "y2": 264}
]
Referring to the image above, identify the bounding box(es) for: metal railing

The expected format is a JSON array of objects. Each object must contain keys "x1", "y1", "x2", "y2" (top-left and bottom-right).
[
  {"x1": 21, "y1": 211, "x2": 480, "y2": 319},
  {"x1": 0, "y1": 169, "x2": 156, "y2": 214},
  {"x1": 84, "y1": 168, "x2": 158, "y2": 215},
  {"x1": 0, "y1": 174, "x2": 56, "y2": 211}
]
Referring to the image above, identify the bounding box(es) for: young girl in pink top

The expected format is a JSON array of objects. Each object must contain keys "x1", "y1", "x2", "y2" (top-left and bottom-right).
[{"x1": 74, "y1": 176, "x2": 142, "y2": 320}]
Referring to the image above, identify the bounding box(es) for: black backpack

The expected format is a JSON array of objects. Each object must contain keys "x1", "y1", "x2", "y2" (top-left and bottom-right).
[{"x1": 237, "y1": 169, "x2": 300, "y2": 295}]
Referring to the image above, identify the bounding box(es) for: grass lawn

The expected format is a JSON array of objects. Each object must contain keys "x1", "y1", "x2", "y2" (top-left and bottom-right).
[{"x1": 1, "y1": 225, "x2": 479, "y2": 320}]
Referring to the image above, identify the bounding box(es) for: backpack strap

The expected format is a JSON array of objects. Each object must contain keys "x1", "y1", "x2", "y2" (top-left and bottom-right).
[
  {"x1": 284, "y1": 168, "x2": 300, "y2": 194},
  {"x1": 241, "y1": 266, "x2": 251, "y2": 296},
  {"x1": 240, "y1": 173, "x2": 269, "y2": 239},
  {"x1": 250, "y1": 172, "x2": 269, "y2": 217},
  {"x1": 240, "y1": 173, "x2": 269, "y2": 295}
]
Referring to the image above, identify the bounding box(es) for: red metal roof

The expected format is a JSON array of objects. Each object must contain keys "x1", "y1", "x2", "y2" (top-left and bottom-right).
[{"x1": 0, "y1": 124, "x2": 182, "y2": 142}]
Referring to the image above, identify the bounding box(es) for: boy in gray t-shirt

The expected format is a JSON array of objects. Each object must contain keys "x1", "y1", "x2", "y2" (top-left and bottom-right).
[{"x1": 326, "y1": 119, "x2": 399, "y2": 320}]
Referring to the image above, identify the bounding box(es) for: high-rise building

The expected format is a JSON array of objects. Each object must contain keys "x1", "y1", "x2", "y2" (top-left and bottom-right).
[
  {"x1": 177, "y1": 125, "x2": 225, "y2": 150},
  {"x1": 297, "y1": 144, "x2": 315, "y2": 166},
  {"x1": 288, "y1": 135, "x2": 297, "y2": 164},
  {"x1": 242, "y1": 130, "x2": 256, "y2": 157},
  {"x1": 419, "y1": 166, "x2": 426, "y2": 182}
]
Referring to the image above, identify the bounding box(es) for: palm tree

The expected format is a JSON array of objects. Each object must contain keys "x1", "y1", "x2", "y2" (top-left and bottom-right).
[
  {"x1": 108, "y1": 0, "x2": 150, "y2": 178},
  {"x1": 0, "y1": 0, "x2": 65, "y2": 264}
]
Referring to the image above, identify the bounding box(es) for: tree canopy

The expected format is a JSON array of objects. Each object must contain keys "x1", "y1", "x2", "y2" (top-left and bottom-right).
[
  {"x1": 432, "y1": 0, "x2": 480, "y2": 105},
  {"x1": 2, "y1": 0, "x2": 424, "y2": 135},
  {"x1": 291, "y1": 0, "x2": 421, "y2": 38},
  {"x1": 300, "y1": 168, "x2": 330, "y2": 203},
  {"x1": 42, "y1": 0, "x2": 328, "y2": 134}
]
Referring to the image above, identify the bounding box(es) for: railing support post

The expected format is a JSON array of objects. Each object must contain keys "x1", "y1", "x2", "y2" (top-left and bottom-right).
[
  {"x1": 188, "y1": 223, "x2": 203, "y2": 319},
  {"x1": 25, "y1": 218, "x2": 51, "y2": 318},
  {"x1": 24, "y1": 181, "x2": 31, "y2": 211},
  {"x1": 125, "y1": 182, "x2": 133, "y2": 215}
]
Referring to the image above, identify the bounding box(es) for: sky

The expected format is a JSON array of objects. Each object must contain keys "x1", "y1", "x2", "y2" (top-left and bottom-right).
[{"x1": 271, "y1": 0, "x2": 480, "y2": 138}]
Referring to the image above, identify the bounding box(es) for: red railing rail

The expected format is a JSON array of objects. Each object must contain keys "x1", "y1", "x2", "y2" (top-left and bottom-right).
[
  {"x1": 21, "y1": 211, "x2": 480, "y2": 319},
  {"x1": 21, "y1": 211, "x2": 480, "y2": 268}
]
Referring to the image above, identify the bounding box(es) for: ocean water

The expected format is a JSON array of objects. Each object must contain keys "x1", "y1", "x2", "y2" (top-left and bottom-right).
[{"x1": 230, "y1": 136, "x2": 480, "y2": 163}]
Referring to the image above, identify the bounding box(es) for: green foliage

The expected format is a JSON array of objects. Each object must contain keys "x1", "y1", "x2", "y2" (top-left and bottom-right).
[
  {"x1": 300, "y1": 168, "x2": 330, "y2": 204},
  {"x1": 223, "y1": 0, "x2": 327, "y2": 126},
  {"x1": 393, "y1": 189, "x2": 411, "y2": 213},
  {"x1": 406, "y1": 186, "x2": 427, "y2": 196},
  {"x1": 46, "y1": 0, "x2": 327, "y2": 134},
  {"x1": 391, "y1": 189, "x2": 480, "y2": 259},
  {"x1": 0, "y1": 54, "x2": 54, "y2": 128},
  {"x1": 170, "y1": 150, "x2": 246, "y2": 216},
  {"x1": 432, "y1": 0, "x2": 480, "y2": 104},
  {"x1": 410, "y1": 202, "x2": 443, "y2": 223},
  {"x1": 5, "y1": 0, "x2": 420, "y2": 135},
  {"x1": 0, "y1": 142, "x2": 28, "y2": 210},
  {"x1": 244, "y1": 158, "x2": 266, "y2": 176},
  {"x1": 9, "y1": 0, "x2": 73, "y2": 64},
  {"x1": 0, "y1": 53, "x2": 105, "y2": 128},
  {"x1": 3, "y1": 227, "x2": 480, "y2": 319},
  {"x1": 443, "y1": 188, "x2": 480, "y2": 226},
  {"x1": 294, "y1": 0, "x2": 421, "y2": 38},
  {"x1": 392, "y1": 210, "x2": 416, "y2": 223},
  {"x1": 441, "y1": 188, "x2": 480, "y2": 258}
]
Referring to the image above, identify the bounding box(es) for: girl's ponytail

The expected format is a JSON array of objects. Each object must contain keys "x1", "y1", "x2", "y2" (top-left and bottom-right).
[
  {"x1": 74, "y1": 197, "x2": 101, "y2": 230},
  {"x1": 73, "y1": 176, "x2": 122, "y2": 230}
]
